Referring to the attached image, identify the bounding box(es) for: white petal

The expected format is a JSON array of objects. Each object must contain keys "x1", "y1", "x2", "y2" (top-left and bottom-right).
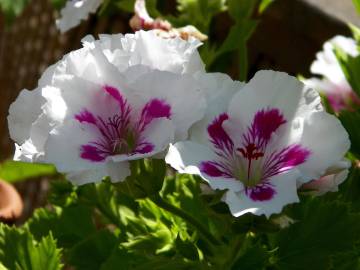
[
  {"x1": 8, "y1": 88, "x2": 45, "y2": 144},
  {"x1": 118, "y1": 30, "x2": 204, "y2": 74},
  {"x1": 129, "y1": 69, "x2": 206, "y2": 141},
  {"x1": 106, "y1": 161, "x2": 130, "y2": 183},
  {"x1": 302, "y1": 168, "x2": 349, "y2": 196},
  {"x1": 62, "y1": 158, "x2": 130, "y2": 186},
  {"x1": 297, "y1": 111, "x2": 350, "y2": 182},
  {"x1": 224, "y1": 172, "x2": 300, "y2": 218},
  {"x1": 166, "y1": 141, "x2": 242, "y2": 192},
  {"x1": 56, "y1": 0, "x2": 103, "y2": 33},
  {"x1": 228, "y1": 70, "x2": 322, "y2": 129},
  {"x1": 44, "y1": 119, "x2": 105, "y2": 173},
  {"x1": 190, "y1": 72, "x2": 244, "y2": 146},
  {"x1": 66, "y1": 166, "x2": 108, "y2": 185},
  {"x1": 310, "y1": 36, "x2": 357, "y2": 84},
  {"x1": 111, "y1": 118, "x2": 175, "y2": 162}
]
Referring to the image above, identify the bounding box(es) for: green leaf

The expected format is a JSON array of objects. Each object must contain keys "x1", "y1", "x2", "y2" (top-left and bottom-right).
[
  {"x1": 67, "y1": 229, "x2": 118, "y2": 270},
  {"x1": 0, "y1": 160, "x2": 56, "y2": 183},
  {"x1": 101, "y1": 247, "x2": 205, "y2": 270},
  {"x1": 259, "y1": 0, "x2": 274, "y2": 13},
  {"x1": 175, "y1": 236, "x2": 199, "y2": 260},
  {"x1": 227, "y1": 0, "x2": 256, "y2": 19},
  {"x1": 0, "y1": 224, "x2": 62, "y2": 270},
  {"x1": 50, "y1": 0, "x2": 66, "y2": 10},
  {"x1": 0, "y1": 0, "x2": 30, "y2": 24},
  {"x1": 271, "y1": 198, "x2": 360, "y2": 270},
  {"x1": 162, "y1": 174, "x2": 231, "y2": 240},
  {"x1": 27, "y1": 205, "x2": 96, "y2": 248},
  {"x1": 349, "y1": 23, "x2": 360, "y2": 43},
  {"x1": 339, "y1": 109, "x2": 360, "y2": 158},
  {"x1": 231, "y1": 242, "x2": 269, "y2": 270},
  {"x1": 172, "y1": 0, "x2": 226, "y2": 32},
  {"x1": 339, "y1": 167, "x2": 360, "y2": 211},
  {"x1": 330, "y1": 251, "x2": 360, "y2": 270},
  {"x1": 353, "y1": 0, "x2": 360, "y2": 15},
  {"x1": 334, "y1": 46, "x2": 360, "y2": 97}
]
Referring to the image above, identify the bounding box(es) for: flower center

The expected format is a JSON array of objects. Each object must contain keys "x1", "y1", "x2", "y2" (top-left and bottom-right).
[{"x1": 233, "y1": 143, "x2": 264, "y2": 187}]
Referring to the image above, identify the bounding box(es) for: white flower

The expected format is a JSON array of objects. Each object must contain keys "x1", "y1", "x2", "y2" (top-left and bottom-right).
[
  {"x1": 56, "y1": 0, "x2": 103, "y2": 33},
  {"x1": 8, "y1": 31, "x2": 206, "y2": 185},
  {"x1": 166, "y1": 70, "x2": 350, "y2": 217},
  {"x1": 304, "y1": 35, "x2": 360, "y2": 112}
]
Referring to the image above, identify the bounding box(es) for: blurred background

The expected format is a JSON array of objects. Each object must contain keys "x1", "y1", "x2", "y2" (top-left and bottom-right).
[{"x1": 0, "y1": 0, "x2": 358, "y2": 222}]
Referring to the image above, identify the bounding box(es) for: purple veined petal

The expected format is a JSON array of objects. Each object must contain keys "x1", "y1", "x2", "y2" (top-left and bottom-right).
[
  {"x1": 245, "y1": 183, "x2": 276, "y2": 202},
  {"x1": 243, "y1": 108, "x2": 286, "y2": 150},
  {"x1": 263, "y1": 144, "x2": 311, "y2": 180},
  {"x1": 133, "y1": 142, "x2": 154, "y2": 154},
  {"x1": 207, "y1": 113, "x2": 234, "y2": 156},
  {"x1": 75, "y1": 109, "x2": 97, "y2": 124},
  {"x1": 200, "y1": 160, "x2": 232, "y2": 178},
  {"x1": 138, "y1": 98, "x2": 171, "y2": 131},
  {"x1": 103, "y1": 85, "x2": 131, "y2": 116},
  {"x1": 80, "y1": 144, "x2": 107, "y2": 162}
]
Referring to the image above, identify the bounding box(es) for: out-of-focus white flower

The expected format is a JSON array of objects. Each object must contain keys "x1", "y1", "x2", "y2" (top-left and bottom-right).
[
  {"x1": 56, "y1": 0, "x2": 103, "y2": 33},
  {"x1": 304, "y1": 35, "x2": 360, "y2": 112},
  {"x1": 129, "y1": 0, "x2": 208, "y2": 41},
  {"x1": 300, "y1": 159, "x2": 350, "y2": 195},
  {"x1": 8, "y1": 31, "x2": 206, "y2": 185},
  {"x1": 166, "y1": 70, "x2": 350, "y2": 217}
]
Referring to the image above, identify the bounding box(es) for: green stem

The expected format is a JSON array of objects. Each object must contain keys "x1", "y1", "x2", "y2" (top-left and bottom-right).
[
  {"x1": 150, "y1": 194, "x2": 221, "y2": 246},
  {"x1": 226, "y1": 234, "x2": 245, "y2": 269}
]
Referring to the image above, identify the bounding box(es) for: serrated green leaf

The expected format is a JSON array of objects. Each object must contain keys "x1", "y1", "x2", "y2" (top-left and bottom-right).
[
  {"x1": 0, "y1": 224, "x2": 62, "y2": 270},
  {"x1": 175, "y1": 236, "x2": 199, "y2": 260},
  {"x1": 271, "y1": 198, "x2": 360, "y2": 270},
  {"x1": 27, "y1": 205, "x2": 96, "y2": 248},
  {"x1": 0, "y1": 160, "x2": 56, "y2": 183}
]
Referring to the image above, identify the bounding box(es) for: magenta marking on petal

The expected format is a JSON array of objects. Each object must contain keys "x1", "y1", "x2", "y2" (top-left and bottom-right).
[
  {"x1": 133, "y1": 142, "x2": 154, "y2": 154},
  {"x1": 246, "y1": 184, "x2": 276, "y2": 201},
  {"x1": 280, "y1": 145, "x2": 311, "y2": 170},
  {"x1": 75, "y1": 109, "x2": 97, "y2": 124},
  {"x1": 244, "y1": 108, "x2": 286, "y2": 150},
  {"x1": 103, "y1": 85, "x2": 131, "y2": 117},
  {"x1": 80, "y1": 145, "x2": 106, "y2": 162},
  {"x1": 200, "y1": 161, "x2": 232, "y2": 178},
  {"x1": 138, "y1": 98, "x2": 171, "y2": 131},
  {"x1": 208, "y1": 113, "x2": 234, "y2": 156},
  {"x1": 263, "y1": 144, "x2": 310, "y2": 179}
]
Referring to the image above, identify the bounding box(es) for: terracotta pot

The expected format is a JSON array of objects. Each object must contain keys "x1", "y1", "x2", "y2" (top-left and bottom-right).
[{"x1": 0, "y1": 180, "x2": 23, "y2": 222}]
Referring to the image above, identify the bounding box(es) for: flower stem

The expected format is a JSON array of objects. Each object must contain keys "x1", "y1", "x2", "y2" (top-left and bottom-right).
[{"x1": 150, "y1": 193, "x2": 222, "y2": 246}]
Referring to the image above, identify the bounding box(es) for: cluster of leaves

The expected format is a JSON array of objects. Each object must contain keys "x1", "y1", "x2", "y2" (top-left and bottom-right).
[{"x1": 1, "y1": 160, "x2": 360, "y2": 269}]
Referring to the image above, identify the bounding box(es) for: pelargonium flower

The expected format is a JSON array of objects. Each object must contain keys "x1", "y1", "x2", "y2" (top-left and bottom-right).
[
  {"x1": 304, "y1": 35, "x2": 360, "y2": 112},
  {"x1": 166, "y1": 70, "x2": 350, "y2": 217},
  {"x1": 56, "y1": 0, "x2": 103, "y2": 33},
  {"x1": 8, "y1": 31, "x2": 205, "y2": 185}
]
